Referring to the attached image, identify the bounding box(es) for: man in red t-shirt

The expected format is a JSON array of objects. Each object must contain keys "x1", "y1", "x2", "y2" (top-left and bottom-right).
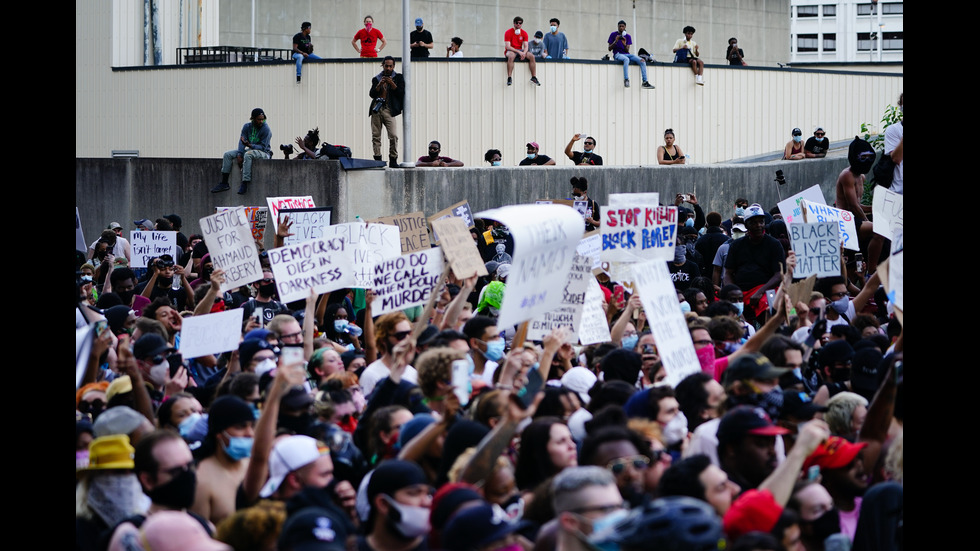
[
  {"x1": 352, "y1": 15, "x2": 386, "y2": 58},
  {"x1": 503, "y1": 16, "x2": 539, "y2": 86}
]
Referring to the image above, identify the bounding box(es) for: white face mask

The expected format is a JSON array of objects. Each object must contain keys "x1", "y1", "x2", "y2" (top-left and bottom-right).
[
  {"x1": 149, "y1": 360, "x2": 169, "y2": 387},
  {"x1": 254, "y1": 358, "x2": 277, "y2": 377},
  {"x1": 384, "y1": 496, "x2": 430, "y2": 539}
]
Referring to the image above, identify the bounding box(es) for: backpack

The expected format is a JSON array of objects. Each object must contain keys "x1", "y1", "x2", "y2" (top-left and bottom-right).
[
  {"x1": 319, "y1": 143, "x2": 352, "y2": 159},
  {"x1": 872, "y1": 150, "x2": 896, "y2": 188}
]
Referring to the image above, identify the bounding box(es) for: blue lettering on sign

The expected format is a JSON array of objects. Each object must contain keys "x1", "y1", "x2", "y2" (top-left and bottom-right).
[
  {"x1": 641, "y1": 225, "x2": 676, "y2": 249},
  {"x1": 520, "y1": 291, "x2": 548, "y2": 309},
  {"x1": 602, "y1": 230, "x2": 637, "y2": 250}
]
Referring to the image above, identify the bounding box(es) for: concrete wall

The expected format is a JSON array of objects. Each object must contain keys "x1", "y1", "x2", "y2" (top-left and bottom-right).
[{"x1": 76, "y1": 156, "x2": 847, "y2": 248}]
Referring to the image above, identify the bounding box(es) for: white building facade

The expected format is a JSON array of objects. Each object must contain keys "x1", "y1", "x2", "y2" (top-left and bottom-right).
[{"x1": 790, "y1": 1, "x2": 903, "y2": 63}]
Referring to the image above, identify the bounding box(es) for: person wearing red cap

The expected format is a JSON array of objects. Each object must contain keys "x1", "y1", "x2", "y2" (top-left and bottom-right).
[
  {"x1": 802, "y1": 436, "x2": 869, "y2": 541},
  {"x1": 519, "y1": 142, "x2": 556, "y2": 165}
]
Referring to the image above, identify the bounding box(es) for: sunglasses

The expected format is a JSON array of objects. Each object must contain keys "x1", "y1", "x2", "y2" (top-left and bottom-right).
[
  {"x1": 392, "y1": 330, "x2": 412, "y2": 341},
  {"x1": 606, "y1": 455, "x2": 649, "y2": 475}
]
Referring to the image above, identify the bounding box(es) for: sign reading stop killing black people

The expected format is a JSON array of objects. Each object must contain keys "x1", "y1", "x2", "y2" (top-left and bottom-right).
[
  {"x1": 267, "y1": 237, "x2": 356, "y2": 303},
  {"x1": 370, "y1": 248, "x2": 445, "y2": 316},
  {"x1": 200, "y1": 207, "x2": 264, "y2": 288}
]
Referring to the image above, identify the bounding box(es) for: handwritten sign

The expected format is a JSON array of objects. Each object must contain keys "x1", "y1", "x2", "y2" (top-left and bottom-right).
[
  {"x1": 527, "y1": 254, "x2": 592, "y2": 342},
  {"x1": 217, "y1": 206, "x2": 268, "y2": 242},
  {"x1": 279, "y1": 207, "x2": 333, "y2": 246},
  {"x1": 631, "y1": 261, "x2": 701, "y2": 387},
  {"x1": 429, "y1": 200, "x2": 475, "y2": 243},
  {"x1": 800, "y1": 199, "x2": 859, "y2": 252},
  {"x1": 370, "y1": 212, "x2": 431, "y2": 253},
  {"x1": 430, "y1": 217, "x2": 488, "y2": 278},
  {"x1": 475, "y1": 204, "x2": 584, "y2": 327},
  {"x1": 790, "y1": 222, "x2": 840, "y2": 278},
  {"x1": 578, "y1": 278, "x2": 613, "y2": 345},
  {"x1": 601, "y1": 205, "x2": 678, "y2": 263},
  {"x1": 130, "y1": 231, "x2": 178, "y2": 268},
  {"x1": 266, "y1": 196, "x2": 315, "y2": 223},
  {"x1": 75, "y1": 208, "x2": 87, "y2": 252},
  {"x1": 178, "y1": 308, "x2": 245, "y2": 358},
  {"x1": 777, "y1": 185, "x2": 826, "y2": 225},
  {"x1": 889, "y1": 226, "x2": 903, "y2": 311},
  {"x1": 576, "y1": 231, "x2": 603, "y2": 273},
  {"x1": 319, "y1": 222, "x2": 401, "y2": 288},
  {"x1": 199, "y1": 207, "x2": 264, "y2": 288},
  {"x1": 370, "y1": 248, "x2": 444, "y2": 315},
  {"x1": 608, "y1": 192, "x2": 659, "y2": 206},
  {"x1": 872, "y1": 186, "x2": 903, "y2": 238},
  {"x1": 268, "y1": 238, "x2": 356, "y2": 302}
]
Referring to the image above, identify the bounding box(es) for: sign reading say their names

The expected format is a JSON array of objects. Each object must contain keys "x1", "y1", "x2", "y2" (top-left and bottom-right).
[
  {"x1": 178, "y1": 308, "x2": 245, "y2": 358},
  {"x1": 800, "y1": 200, "x2": 859, "y2": 252},
  {"x1": 130, "y1": 231, "x2": 178, "y2": 268},
  {"x1": 279, "y1": 207, "x2": 333, "y2": 246},
  {"x1": 475, "y1": 204, "x2": 584, "y2": 327},
  {"x1": 631, "y1": 261, "x2": 701, "y2": 387},
  {"x1": 431, "y1": 217, "x2": 488, "y2": 278},
  {"x1": 200, "y1": 207, "x2": 264, "y2": 288},
  {"x1": 370, "y1": 248, "x2": 445, "y2": 316},
  {"x1": 577, "y1": 278, "x2": 613, "y2": 345},
  {"x1": 267, "y1": 238, "x2": 356, "y2": 302},
  {"x1": 319, "y1": 222, "x2": 401, "y2": 288},
  {"x1": 266, "y1": 196, "x2": 315, "y2": 223},
  {"x1": 790, "y1": 222, "x2": 840, "y2": 278},
  {"x1": 527, "y1": 253, "x2": 592, "y2": 342},
  {"x1": 601, "y1": 204, "x2": 678, "y2": 263},
  {"x1": 872, "y1": 186, "x2": 903, "y2": 238},
  {"x1": 369, "y1": 212, "x2": 431, "y2": 253}
]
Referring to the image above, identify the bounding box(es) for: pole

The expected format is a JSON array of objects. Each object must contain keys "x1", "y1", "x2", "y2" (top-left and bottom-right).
[{"x1": 401, "y1": 0, "x2": 415, "y2": 167}]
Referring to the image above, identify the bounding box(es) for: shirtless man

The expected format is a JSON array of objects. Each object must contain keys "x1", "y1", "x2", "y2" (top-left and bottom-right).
[
  {"x1": 835, "y1": 138, "x2": 883, "y2": 274},
  {"x1": 191, "y1": 395, "x2": 256, "y2": 524}
]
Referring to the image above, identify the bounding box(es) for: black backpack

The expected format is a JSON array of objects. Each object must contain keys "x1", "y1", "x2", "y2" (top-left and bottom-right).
[
  {"x1": 872, "y1": 150, "x2": 896, "y2": 188},
  {"x1": 319, "y1": 143, "x2": 352, "y2": 159}
]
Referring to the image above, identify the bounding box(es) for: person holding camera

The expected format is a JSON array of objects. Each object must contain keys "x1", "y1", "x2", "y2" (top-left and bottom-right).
[
  {"x1": 212, "y1": 108, "x2": 271, "y2": 195},
  {"x1": 138, "y1": 255, "x2": 194, "y2": 312},
  {"x1": 657, "y1": 128, "x2": 687, "y2": 165},
  {"x1": 369, "y1": 56, "x2": 405, "y2": 168}
]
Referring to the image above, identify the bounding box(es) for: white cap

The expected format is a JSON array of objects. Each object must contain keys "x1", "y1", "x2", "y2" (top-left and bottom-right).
[{"x1": 259, "y1": 435, "x2": 325, "y2": 498}]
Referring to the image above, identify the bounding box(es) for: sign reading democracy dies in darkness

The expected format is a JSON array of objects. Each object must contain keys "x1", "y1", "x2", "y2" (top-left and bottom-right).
[
  {"x1": 475, "y1": 204, "x2": 584, "y2": 327},
  {"x1": 631, "y1": 260, "x2": 701, "y2": 387},
  {"x1": 279, "y1": 207, "x2": 333, "y2": 246},
  {"x1": 200, "y1": 207, "x2": 264, "y2": 288},
  {"x1": 526, "y1": 253, "x2": 592, "y2": 342},
  {"x1": 370, "y1": 248, "x2": 445, "y2": 316},
  {"x1": 267, "y1": 237, "x2": 356, "y2": 302},
  {"x1": 790, "y1": 222, "x2": 840, "y2": 278},
  {"x1": 600, "y1": 204, "x2": 677, "y2": 263}
]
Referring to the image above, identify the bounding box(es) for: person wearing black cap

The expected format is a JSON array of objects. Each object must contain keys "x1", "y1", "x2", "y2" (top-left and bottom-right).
[
  {"x1": 723, "y1": 204, "x2": 786, "y2": 320},
  {"x1": 212, "y1": 108, "x2": 272, "y2": 195},
  {"x1": 804, "y1": 127, "x2": 829, "y2": 158},
  {"x1": 783, "y1": 128, "x2": 805, "y2": 160},
  {"x1": 717, "y1": 405, "x2": 791, "y2": 491},
  {"x1": 361, "y1": 460, "x2": 433, "y2": 551}
]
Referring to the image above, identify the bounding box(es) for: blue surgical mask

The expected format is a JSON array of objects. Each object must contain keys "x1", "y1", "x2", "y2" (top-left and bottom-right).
[
  {"x1": 222, "y1": 433, "x2": 253, "y2": 461},
  {"x1": 466, "y1": 353, "x2": 476, "y2": 375},
  {"x1": 550, "y1": 25, "x2": 558, "y2": 33},
  {"x1": 492, "y1": 161, "x2": 501, "y2": 166},
  {"x1": 483, "y1": 339, "x2": 506, "y2": 362},
  {"x1": 732, "y1": 301, "x2": 745, "y2": 316},
  {"x1": 178, "y1": 412, "x2": 203, "y2": 438},
  {"x1": 735, "y1": 206, "x2": 746, "y2": 217},
  {"x1": 587, "y1": 508, "x2": 630, "y2": 550},
  {"x1": 831, "y1": 296, "x2": 850, "y2": 315},
  {"x1": 680, "y1": 301, "x2": 691, "y2": 313},
  {"x1": 334, "y1": 320, "x2": 349, "y2": 333},
  {"x1": 685, "y1": 218, "x2": 695, "y2": 227},
  {"x1": 622, "y1": 334, "x2": 639, "y2": 351},
  {"x1": 527, "y1": 153, "x2": 536, "y2": 160},
  {"x1": 793, "y1": 135, "x2": 802, "y2": 143}
]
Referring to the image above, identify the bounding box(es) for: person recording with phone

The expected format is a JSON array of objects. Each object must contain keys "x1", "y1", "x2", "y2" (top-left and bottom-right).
[{"x1": 564, "y1": 133, "x2": 603, "y2": 165}]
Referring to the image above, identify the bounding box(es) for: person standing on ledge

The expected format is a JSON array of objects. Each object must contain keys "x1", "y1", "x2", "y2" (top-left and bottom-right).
[
  {"x1": 369, "y1": 57, "x2": 404, "y2": 168},
  {"x1": 726, "y1": 37, "x2": 746, "y2": 66},
  {"x1": 211, "y1": 108, "x2": 271, "y2": 195},
  {"x1": 292, "y1": 22, "x2": 320, "y2": 83},
  {"x1": 352, "y1": 16, "x2": 386, "y2": 58},
  {"x1": 409, "y1": 17, "x2": 433, "y2": 59},
  {"x1": 564, "y1": 134, "x2": 603, "y2": 166},
  {"x1": 673, "y1": 26, "x2": 705, "y2": 85}
]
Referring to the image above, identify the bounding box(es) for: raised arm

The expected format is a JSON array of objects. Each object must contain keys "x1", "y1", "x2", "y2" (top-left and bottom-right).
[
  {"x1": 759, "y1": 419, "x2": 830, "y2": 505},
  {"x1": 564, "y1": 134, "x2": 580, "y2": 161},
  {"x1": 193, "y1": 270, "x2": 225, "y2": 316},
  {"x1": 303, "y1": 288, "x2": 317, "y2": 361}
]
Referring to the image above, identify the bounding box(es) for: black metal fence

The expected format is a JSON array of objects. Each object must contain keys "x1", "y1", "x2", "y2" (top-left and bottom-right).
[{"x1": 176, "y1": 46, "x2": 291, "y2": 65}]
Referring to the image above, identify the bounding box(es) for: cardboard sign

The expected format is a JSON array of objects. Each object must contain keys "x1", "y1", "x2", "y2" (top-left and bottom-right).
[
  {"x1": 475, "y1": 204, "x2": 584, "y2": 327},
  {"x1": 872, "y1": 186, "x2": 903, "y2": 238},
  {"x1": 266, "y1": 196, "x2": 315, "y2": 223},
  {"x1": 777, "y1": 185, "x2": 826, "y2": 225},
  {"x1": 199, "y1": 207, "x2": 264, "y2": 288},
  {"x1": 790, "y1": 222, "x2": 840, "y2": 278},
  {"x1": 267, "y1": 238, "x2": 357, "y2": 302},
  {"x1": 130, "y1": 231, "x2": 178, "y2": 268},
  {"x1": 217, "y1": 206, "x2": 268, "y2": 242},
  {"x1": 370, "y1": 248, "x2": 445, "y2": 316},
  {"x1": 631, "y1": 261, "x2": 701, "y2": 387},
  {"x1": 429, "y1": 200, "x2": 475, "y2": 243},
  {"x1": 527, "y1": 253, "x2": 592, "y2": 342},
  {"x1": 279, "y1": 207, "x2": 333, "y2": 246},
  {"x1": 430, "y1": 217, "x2": 488, "y2": 278},
  {"x1": 178, "y1": 308, "x2": 245, "y2": 358},
  {"x1": 318, "y1": 222, "x2": 401, "y2": 288},
  {"x1": 75, "y1": 208, "x2": 87, "y2": 253},
  {"x1": 577, "y1": 278, "x2": 613, "y2": 345},
  {"x1": 370, "y1": 212, "x2": 431, "y2": 254},
  {"x1": 600, "y1": 205, "x2": 678, "y2": 263},
  {"x1": 800, "y1": 199, "x2": 859, "y2": 252}
]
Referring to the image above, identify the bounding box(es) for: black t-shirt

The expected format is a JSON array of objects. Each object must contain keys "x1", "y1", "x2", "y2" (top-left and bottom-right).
[
  {"x1": 293, "y1": 32, "x2": 313, "y2": 54},
  {"x1": 804, "y1": 136, "x2": 829, "y2": 156},
  {"x1": 140, "y1": 282, "x2": 190, "y2": 311},
  {"x1": 519, "y1": 154, "x2": 553, "y2": 165},
  {"x1": 571, "y1": 151, "x2": 603, "y2": 165},
  {"x1": 668, "y1": 260, "x2": 701, "y2": 290},
  {"x1": 410, "y1": 29, "x2": 433, "y2": 58},
  {"x1": 725, "y1": 235, "x2": 786, "y2": 291}
]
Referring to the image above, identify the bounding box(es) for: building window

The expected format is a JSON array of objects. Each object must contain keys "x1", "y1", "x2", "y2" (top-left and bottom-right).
[
  {"x1": 857, "y1": 32, "x2": 902, "y2": 51},
  {"x1": 859, "y1": 3, "x2": 903, "y2": 15},
  {"x1": 857, "y1": 32, "x2": 873, "y2": 50},
  {"x1": 823, "y1": 33, "x2": 836, "y2": 51},
  {"x1": 823, "y1": 5, "x2": 836, "y2": 16},
  {"x1": 797, "y1": 34, "x2": 819, "y2": 52},
  {"x1": 882, "y1": 31, "x2": 903, "y2": 50},
  {"x1": 797, "y1": 5, "x2": 819, "y2": 17}
]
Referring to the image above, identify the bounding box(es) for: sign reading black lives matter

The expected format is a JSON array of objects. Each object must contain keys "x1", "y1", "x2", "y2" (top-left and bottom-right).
[
  {"x1": 279, "y1": 207, "x2": 333, "y2": 246},
  {"x1": 370, "y1": 248, "x2": 445, "y2": 316},
  {"x1": 200, "y1": 207, "x2": 264, "y2": 288}
]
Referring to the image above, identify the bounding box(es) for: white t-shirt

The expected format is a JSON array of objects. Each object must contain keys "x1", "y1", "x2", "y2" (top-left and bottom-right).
[
  {"x1": 884, "y1": 122, "x2": 903, "y2": 195},
  {"x1": 359, "y1": 358, "x2": 418, "y2": 396}
]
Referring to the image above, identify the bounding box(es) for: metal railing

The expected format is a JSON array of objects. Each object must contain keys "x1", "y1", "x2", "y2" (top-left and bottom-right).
[{"x1": 176, "y1": 46, "x2": 292, "y2": 65}]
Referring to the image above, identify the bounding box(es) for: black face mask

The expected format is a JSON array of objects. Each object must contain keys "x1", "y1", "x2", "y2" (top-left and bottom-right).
[
  {"x1": 146, "y1": 468, "x2": 197, "y2": 510},
  {"x1": 800, "y1": 507, "x2": 841, "y2": 543},
  {"x1": 258, "y1": 283, "x2": 277, "y2": 298},
  {"x1": 279, "y1": 412, "x2": 313, "y2": 436},
  {"x1": 158, "y1": 276, "x2": 174, "y2": 288},
  {"x1": 117, "y1": 289, "x2": 135, "y2": 305}
]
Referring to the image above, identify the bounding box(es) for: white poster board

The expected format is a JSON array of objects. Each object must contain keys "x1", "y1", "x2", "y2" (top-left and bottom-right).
[
  {"x1": 370, "y1": 248, "x2": 445, "y2": 316},
  {"x1": 199, "y1": 207, "x2": 264, "y2": 288},
  {"x1": 600, "y1": 205, "x2": 678, "y2": 263},
  {"x1": 799, "y1": 199, "x2": 859, "y2": 252},
  {"x1": 267, "y1": 238, "x2": 357, "y2": 302},
  {"x1": 777, "y1": 185, "x2": 827, "y2": 225},
  {"x1": 889, "y1": 226, "x2": 903, "y2": 311},
  {"x1": 130, "y1": 231, "x2": 178, "y2": 268},
  {"x1": 576, "y1": 231, "x2": 603, "y2": 273},
  {"x1": 75, "y1": 208, "x2": 87, "y2": 253},
  {"x1": 178, "y1": 308, "x2": 246, "y2": 358},
  {"x1": 576, "y1": 278, "x2": 613, "y2": 345},
  {"x1": 790, "y1": 222, "x2": 840, "y2": 278},
  {"x1": 279, "y1": 207, "x2": 333, "y2": 246},
  {"x1": 319, "y1": 222, "x2": 401, "y2": 288},
  {"x1": 631, "y1": 261, "x2": 701, "y2": 387},
  {"x1": 526, "y1": 253, "x2": 592, "y2": 342},
  {"x1": 872, "y1": 186, "x2": 903, "y2": 238},
  {"x1": 266, "y1": 196, "x2": 315, "y2": 223},
  {"x1": 608, "y1": 192, "x2": 659, "y2": 206}
]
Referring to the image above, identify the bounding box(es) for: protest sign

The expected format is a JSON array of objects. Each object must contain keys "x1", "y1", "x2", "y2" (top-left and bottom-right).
[
  {"x1": 534, "y1": 199, "x2": 574, "y2": 207},
  {"x1": 799, "y1": 199, "x2": 859, "y2": 252},
  {"x1": 267, "y1": 237, "x2": 357, "y2": 302},
  {"x1": 428, "y1": 200, "x2": 475, "y2": 243},
  {"x1": 75, "y1": 208, "x2": 87, "y2": 253},
  {"x1": 889, "y1": 226, "x2": 903, "y2": 311},
  {"x1": 199, "y1": 207, "x2": 264, "y2": 288},
  {"x1": 430, "y1": 217, "x2": 488, "y2": 278},
  {"x1": 631, "y1": 261, "x2": 701, "y2": 387},
  {"x1": 475, "y1": 204, "x2": 584, "y2": 327},
  {"x1": 266, "y1": 196, "x2": 315, "y2": 223},
  {"x1": 777, "y1": 185, "x2": 826, "y2": 225},
  {"x1": 217, "y1": 206, "x2": 269, "y2": 242},
  {"x1": 369, "y1": 212, "x2": 431, "y2": 253},
  {"x1": 577, "y1": 278, "x2": 613, "y2": 345},
  {"x1": 608, "y1": 192, "x2": 659, "y2": 206},
  {"x1": 790, "y1": 222, "x2": 840, "y2": 278},
  {"x1": 872, "y1": 186, "x2": 903, "y2": 238},
  {"x1": 279, "y1": 207, "x2": 333, "y2": 246},
  {"x1": 178, "y1": 309, "x2": 245, "y2": 358},
  {"x1": 527, "y1": 253, "x2": 592, "y2": 342},
  {"x1": 600, "y1": 204, "x2": 678, "y2": 263},
  {"x1": 370, "y1": 248, "x2": 444, "y2": 316},
  {"x1": 576, "y1": 231, "x2": 602, "y2": 273},
  {"x1": 130, "y1": 231, "x2": 178, "y2": 268},
  {"x1": 318, "y1": 222, "x2": 401, "y2": 288}
]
